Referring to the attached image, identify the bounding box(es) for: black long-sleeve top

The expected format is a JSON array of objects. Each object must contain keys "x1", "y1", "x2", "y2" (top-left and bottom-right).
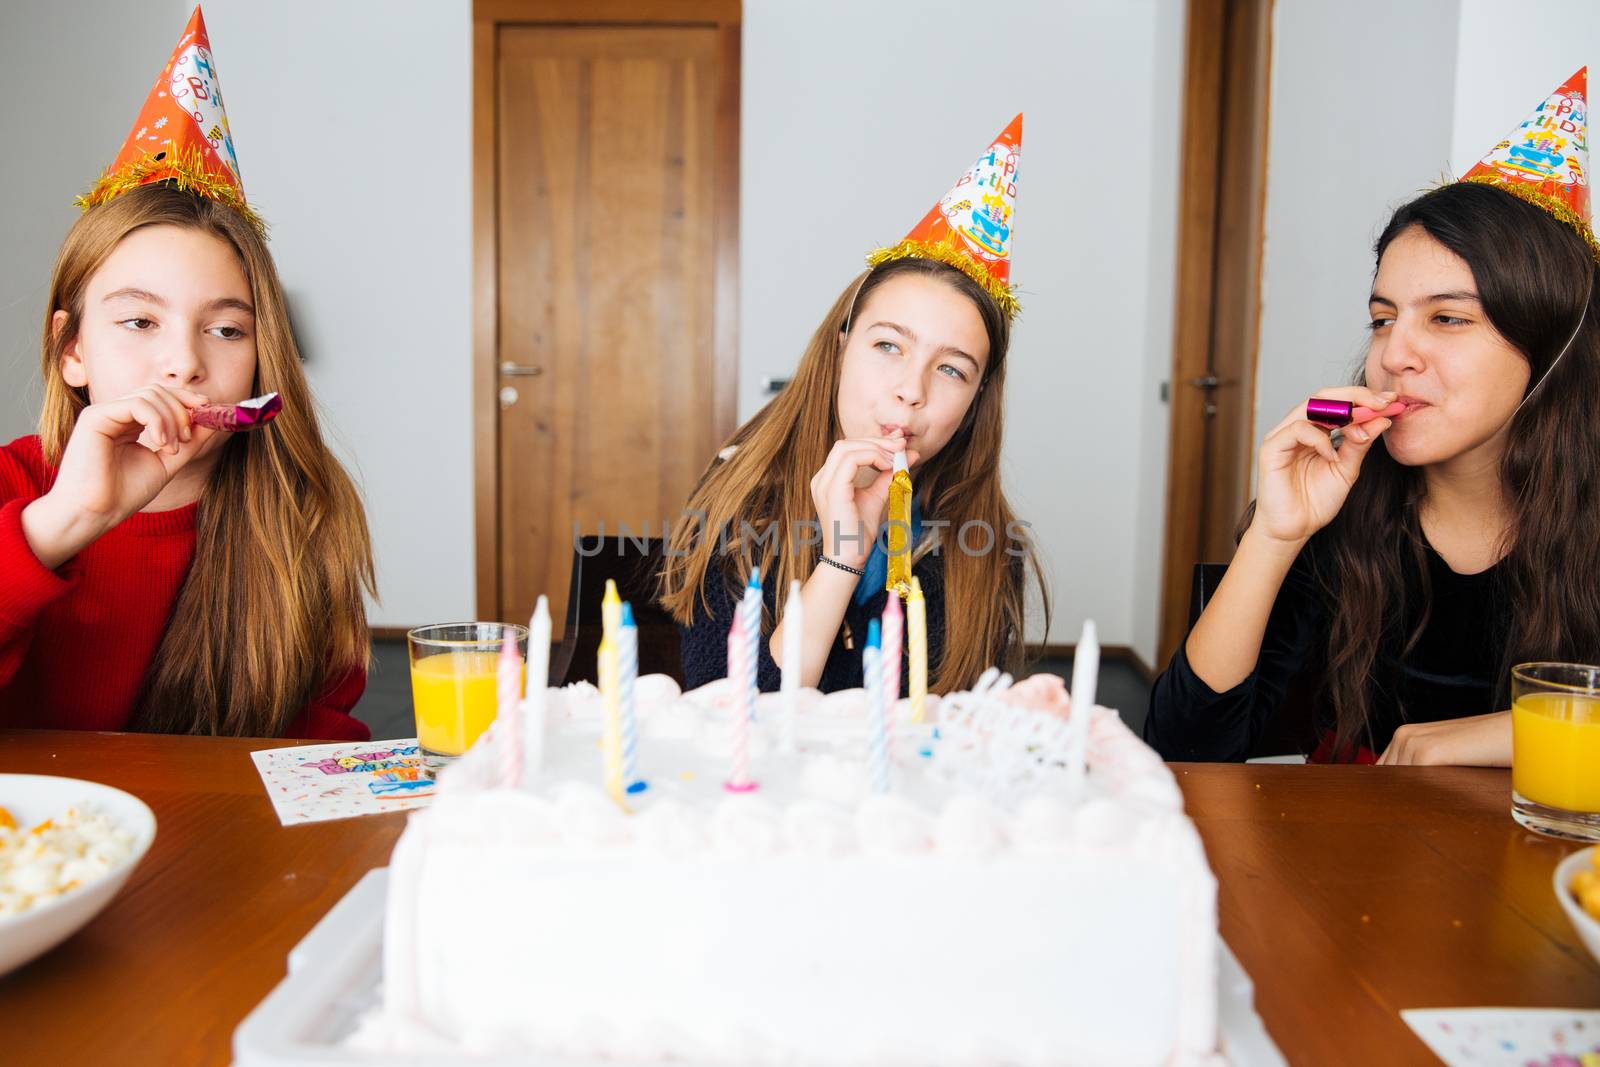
[
  {"x1": 678, "y1": 552, "x2": 947, "y2": 695},
  {"x1": 1144, "y1": 535, "x2": 1508, "y2": 761}
]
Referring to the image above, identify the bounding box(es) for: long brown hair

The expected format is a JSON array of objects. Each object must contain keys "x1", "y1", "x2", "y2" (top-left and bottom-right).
[
  {"x1": 41, "y1": 183, "x2": 376, "y2": 736},
  {"x1": 659, "y1": 257, "x2": 1047, "y2": 691},
  {"x1": 1314, "y1": 181, "x2": 1600, "y2": 751}
]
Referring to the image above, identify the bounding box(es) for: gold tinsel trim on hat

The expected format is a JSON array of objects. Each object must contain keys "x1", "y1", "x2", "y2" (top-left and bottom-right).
[
  {"x1": 76, "y1": 142, "x2": 265, "y2": 235},
  {"x1": 867, "y1": 236, "x2": 1021, "y2": 320},
  {"x1": 1461, "y1": 174, "x2": 1600, "y2": 266}
]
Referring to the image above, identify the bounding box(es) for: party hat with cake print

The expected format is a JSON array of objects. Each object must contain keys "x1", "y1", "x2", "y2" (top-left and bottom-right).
[
  {"x1": 77, "y1": 6, "x2": 257, "y2": 231},
  {"x1": 1460, "y1": 68, "x2": 1595, "y2": 263},
  {"x1": 869, "y1": 114, "x2": 1023, "y2": 320}
]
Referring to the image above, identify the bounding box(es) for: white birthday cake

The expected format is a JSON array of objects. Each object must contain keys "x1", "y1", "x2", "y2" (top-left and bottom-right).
[{"x1": 362, "y1": 671, "x2": 1221, "y2": 1066}]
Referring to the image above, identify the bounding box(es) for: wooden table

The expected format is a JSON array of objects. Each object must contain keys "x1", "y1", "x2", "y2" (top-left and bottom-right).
[{"x1": 1, "y1": 731, "x2": 1597, "y2": 1065}]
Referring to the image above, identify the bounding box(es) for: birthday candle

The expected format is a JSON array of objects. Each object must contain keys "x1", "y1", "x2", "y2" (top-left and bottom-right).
[
  {"x1": 908, "y1": 576, "x2": 928, "y2": 724},
  {"x1": 1067, "y1": 620, "x2": 1099, "y2": 796},
  {"x1": 619, "y1": 603, "x2": 640, "y2": 790},
  {"x1": 736, "y1": 566, "x2": 761, "y2": 726},
  {"x1": 741, "y1": 568, "x2": 762, "y2": 721},
  {"x1": 864, "y1": 619, "x2": 889, "y2": 794},
  {"x1": 886, "y1": 450, "x2": 913, "y2": 599},
  {"x1": 524, "y1": 595, "x2": 551, "y2": 784},
  {"x1": 726, "y1": 611, "x2": 756, "y2": 791},
  {"x1": 495, "y1": 628, "x2": 524, "y2": 788},
  {"x1": 881, "y1": 592, "x2": 903, "y2": 761},
  {"x1": 780, "y1": 579, "x2": 802, "y2": 753},
  {"x1": 602, "y1": 579, "x2": 623, "y2": 643},
  {"x1": 599, "y1": 633, "x2": 624, "y2": 806}
]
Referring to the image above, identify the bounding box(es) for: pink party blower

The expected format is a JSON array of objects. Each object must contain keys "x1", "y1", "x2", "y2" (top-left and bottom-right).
[
  {"x1": 1305, "y1": 397, "x2": 1405, "y2": 429},
  {"x1": 189, "y1": 392, "x2": 282, "y2": 432}
]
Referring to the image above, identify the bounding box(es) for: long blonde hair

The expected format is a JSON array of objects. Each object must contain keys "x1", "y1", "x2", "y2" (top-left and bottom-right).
[
  {"x1": 41, "y1": 183, "x2": 375, "y2": 737},
  {"x1": 659, "y1": 257, "x2": 1046, "y2": 691}
]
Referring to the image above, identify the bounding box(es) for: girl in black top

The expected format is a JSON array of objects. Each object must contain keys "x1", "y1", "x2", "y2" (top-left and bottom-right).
[{"x1": 1147, "y1": 179, "x2": 1600, "y2": 765}]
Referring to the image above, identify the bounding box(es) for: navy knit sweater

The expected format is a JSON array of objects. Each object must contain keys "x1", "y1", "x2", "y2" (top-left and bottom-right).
[{"x1": 678, "y1": 553, "x2": 948, "y2": 695}]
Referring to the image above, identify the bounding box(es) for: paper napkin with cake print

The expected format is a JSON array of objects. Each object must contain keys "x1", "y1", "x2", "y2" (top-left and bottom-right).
[
  {"x1": 251, "y1": 739, "x2": 436, "y2": 825},
  {"x1": 1403, "y1": 1007, "x2": 1600, "y2": 1066}
]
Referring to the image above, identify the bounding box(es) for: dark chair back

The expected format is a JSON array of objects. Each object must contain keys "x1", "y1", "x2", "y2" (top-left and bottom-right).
[
  {"x1": 1188, "y1": 562, "x2": 1231, "y2": 627},
  {"x1": 551, "y1": 536, "x2": 683, "y2": 686},
  {"x1": 1187, "y1": 561, "x2": 1319, "y2": 759}
]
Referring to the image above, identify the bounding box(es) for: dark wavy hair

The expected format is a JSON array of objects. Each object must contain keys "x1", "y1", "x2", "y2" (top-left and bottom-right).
[{"x1": 1314, "y1": 181, "x2": 1600, "y2": 752}]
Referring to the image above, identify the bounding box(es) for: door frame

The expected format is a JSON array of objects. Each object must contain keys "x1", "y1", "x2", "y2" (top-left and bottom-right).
[
  {"x1": 472, "y1": 0, "x2": 742, "y2": 618},
  {"x1": 1156, "y1": 0, "x2": 1273, "y2": 665}
]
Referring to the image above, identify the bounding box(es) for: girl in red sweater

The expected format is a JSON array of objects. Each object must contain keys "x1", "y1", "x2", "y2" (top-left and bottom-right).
[{"x1": 1, "y1": 12, "x2": 374, "y2": 740}]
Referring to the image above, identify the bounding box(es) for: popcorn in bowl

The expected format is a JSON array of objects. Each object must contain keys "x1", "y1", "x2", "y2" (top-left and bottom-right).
[
  {"x1": 1572, "y1": 847, "x2": 1600, "y2": 923},
  {"x1": 0, "y1": 804, "x2": 137, "y2": 918}
]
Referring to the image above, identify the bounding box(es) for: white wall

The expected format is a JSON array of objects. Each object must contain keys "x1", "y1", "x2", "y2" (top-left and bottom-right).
[
  {"x1": 0, "y1": 0, "x2": 184, "y2": 445},
  {"x1": 198, "y1": 0, "x2": 476, "y2": 628},
  {"x1": 1255, "y1": 0, "x2": 1462, "y2": 449},
  {"x1": 1131, "y1": 11, "x2": 1187, "y2": 668},
  {"x1": 1451, "y1": 2, "x2": 1599, "y2": 176},
  {"x1": 743, "y1": 0, "x2": 1186, "y2": 657}
]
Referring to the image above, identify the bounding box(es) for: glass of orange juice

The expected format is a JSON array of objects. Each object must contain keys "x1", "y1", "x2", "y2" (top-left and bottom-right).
[
  {"x1": 407, "y1": 623, "x2": 528, "y2": 776},
  {"x1": 1511, "y1": 662, "x2": 1600, "y2": 840}
]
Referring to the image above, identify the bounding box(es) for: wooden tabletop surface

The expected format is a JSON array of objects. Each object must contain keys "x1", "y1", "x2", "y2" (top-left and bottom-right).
[{"x1": 1, "y1": 729, "x2": 1597, "y2": 1065}]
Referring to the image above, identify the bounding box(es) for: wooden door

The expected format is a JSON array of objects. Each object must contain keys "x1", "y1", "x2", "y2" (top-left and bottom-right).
[
  {"x1": 474, "y1": 4, "x2": 739, "y2": 632},
  {"x1": 1156, "y1": 0, "x2": 1272, "y2": 666}
]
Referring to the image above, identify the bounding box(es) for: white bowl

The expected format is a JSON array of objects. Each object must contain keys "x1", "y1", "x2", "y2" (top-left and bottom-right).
[
  {"x1": 1553, "y1": 846, "x2": 1600, "y2": 967},
  {"x1": 0, "y1": 774, "x2": 157, "y2": 977}
]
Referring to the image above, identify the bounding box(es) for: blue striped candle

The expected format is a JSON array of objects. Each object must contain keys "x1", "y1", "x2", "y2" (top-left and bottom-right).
[{"x1": 619, "y1": 602, "x2": 641, "y2": 792}]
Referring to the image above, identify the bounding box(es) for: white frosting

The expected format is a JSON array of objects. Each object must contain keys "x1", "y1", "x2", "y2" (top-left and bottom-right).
[{"x1": 368, "y1": 671, "x2": 1221, "y2": 1066}]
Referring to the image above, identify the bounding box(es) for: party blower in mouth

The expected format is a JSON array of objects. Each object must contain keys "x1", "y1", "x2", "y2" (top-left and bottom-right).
[
  {"x1": 188, "y1": 392, "x2": 283, "y2": 432},
  {"x1": 1305, "y1": 397, "x2": 1407, "y2": 429}
]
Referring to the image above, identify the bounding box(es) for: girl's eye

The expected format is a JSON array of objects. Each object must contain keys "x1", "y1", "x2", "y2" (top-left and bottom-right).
[
  {"x1": 1434, "y1": 314, "x2": 1471, "y2": 327},
  {"x1": 937, "y1": 364, "x2": 968, "y2": 382},
  {"x1": 117, "y1": 318, "x2": 155, "y2": 331},
  {"x1": 1366, "y1": 318, "x2": 1394, "y2": 332},
  {"x1": 874, "y1": 340, "x2": 901, "y2": 355},
  {"x1": 209, "y1": 325, "x2": 247, "y2": 340}
]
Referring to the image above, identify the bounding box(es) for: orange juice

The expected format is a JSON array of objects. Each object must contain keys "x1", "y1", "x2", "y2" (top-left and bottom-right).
[
  {"x1": 410, "y1": 651, "x2": 521, "y2": 756},
  {"x1": 1512, "y1": 691, "x2": 1600, "y2": 812}
]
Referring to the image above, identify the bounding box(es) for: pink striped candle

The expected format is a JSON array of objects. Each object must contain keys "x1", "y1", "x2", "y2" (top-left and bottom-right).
[
  {"x1": 881, "y1": 593, "x2": 903, "y2": 762},
  {"x1": 725, "y1": 612, "x2": 757, "y2": 792},
  {"x1": 740, "y1": 568, "x2": 762, "y2": 721}
]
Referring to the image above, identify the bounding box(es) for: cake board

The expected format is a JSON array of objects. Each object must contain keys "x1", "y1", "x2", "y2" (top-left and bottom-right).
[{"x1": 233, "y1": 868, "x2": 1286, "y2": 1066}]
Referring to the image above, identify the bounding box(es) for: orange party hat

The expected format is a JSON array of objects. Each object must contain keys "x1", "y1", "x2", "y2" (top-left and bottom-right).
[
  {"x1": 869, "y1": 114, "x2": 1022, "y2": 320},
  {"x1": 1460, "y1": 68, "x2": 1594, "y2": 263},
  {"x1": 76, "y1": 7, "x2": 257, "y2": 230}
]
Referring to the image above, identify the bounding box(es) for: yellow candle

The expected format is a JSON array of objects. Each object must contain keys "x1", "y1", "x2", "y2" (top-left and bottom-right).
[
  {"x1": 599, "y1": 635, "x2": 624, "y2": 805},
  {"x1": 908, "y1": 576, "x2": 928, "y2": 723},
  {"x1": 602, "y1": 579, "x2": 623, "y2": 643}
]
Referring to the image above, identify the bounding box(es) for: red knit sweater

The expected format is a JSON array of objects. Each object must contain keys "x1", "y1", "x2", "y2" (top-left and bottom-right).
[{"x1": 0, "y1": 436, "x2": 369, "y2": 740}]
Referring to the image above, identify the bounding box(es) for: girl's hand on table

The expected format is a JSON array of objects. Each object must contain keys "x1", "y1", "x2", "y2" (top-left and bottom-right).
[{"x1": 1377, "y1": 710, "x2": 1511, "y2": 766}]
